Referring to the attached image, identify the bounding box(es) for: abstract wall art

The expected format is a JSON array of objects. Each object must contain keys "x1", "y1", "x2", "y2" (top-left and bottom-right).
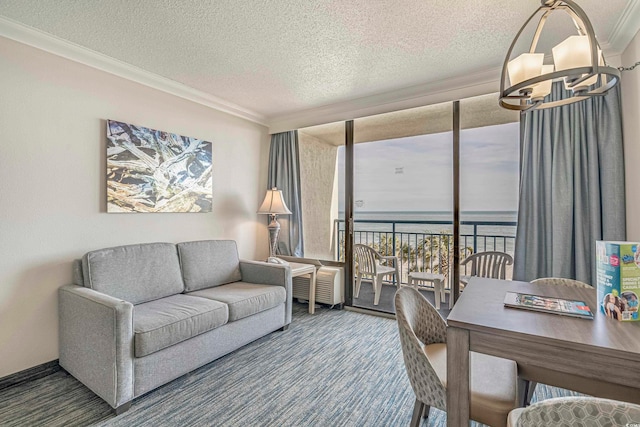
[{"x1": 106, "y1": 120, "x2": 213, "y2": 213}]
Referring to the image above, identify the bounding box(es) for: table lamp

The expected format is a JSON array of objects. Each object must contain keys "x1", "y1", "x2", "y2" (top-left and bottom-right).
[{"x1": 257, "y1": 187, "x2": 292, "y2": 259}]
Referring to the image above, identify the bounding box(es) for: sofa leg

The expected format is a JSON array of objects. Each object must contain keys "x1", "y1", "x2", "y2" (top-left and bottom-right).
[
  {"x1": 113, "y1": 401, "x2": 131, "y2": 415},
  {"x1": 280, "y1": 324, "x2": 290, "y2": 331}
]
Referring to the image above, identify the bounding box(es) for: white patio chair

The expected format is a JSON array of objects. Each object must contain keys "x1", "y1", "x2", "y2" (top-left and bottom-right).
[
  {"x1": 353, "y1": 244, "x2": 399, "y2": 305},
  {"x1": 460, "y1": 251, "x2": 514, "y2": 285}
]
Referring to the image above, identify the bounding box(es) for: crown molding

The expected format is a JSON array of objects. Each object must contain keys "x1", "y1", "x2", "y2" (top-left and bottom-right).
[
  {"x1": 0, "y1": 16, "x2": 268, "y2": 126},
  {"x1": 607, "y1": 0, "x2": 640, "y2": 54},
  {"x1": 268, "y1": 67, "x2": 502, "y2": 134}
]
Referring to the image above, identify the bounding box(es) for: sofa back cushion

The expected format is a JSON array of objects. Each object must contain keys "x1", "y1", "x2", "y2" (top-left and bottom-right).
[
  {"x1": 82, "y1": 243, "x2": 184, "y2": 304},
  {"x1": 177, "y1": 240, "x2": 242, "y2": 292}
]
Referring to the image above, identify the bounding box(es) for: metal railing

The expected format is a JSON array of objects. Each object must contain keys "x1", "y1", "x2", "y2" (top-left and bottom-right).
[{"x1": 334, "y1": 218, "x2": 517, "y2": 284}]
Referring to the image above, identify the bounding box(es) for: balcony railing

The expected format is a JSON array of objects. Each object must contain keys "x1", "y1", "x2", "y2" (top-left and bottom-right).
[{"x1": 334, "y1": 218, "x2": 517, "y2": 284}]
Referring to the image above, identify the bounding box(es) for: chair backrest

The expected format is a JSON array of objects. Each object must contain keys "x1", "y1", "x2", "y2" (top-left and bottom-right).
[
  {"x1": 531, "y1": 277, "x2": 591, "y2": 288},
  {"x1": 460, "y1": 251, "x2": 513, "y2": 280},
  {"x1": 353, "y1": 244, "x2": 379, "y2": 276},
  {"x1": 394, "y1": 287, "x2": 447, "y2": 410},
  {"x1": 513, "y1": 396, "x2": 640, "y2": 426}
]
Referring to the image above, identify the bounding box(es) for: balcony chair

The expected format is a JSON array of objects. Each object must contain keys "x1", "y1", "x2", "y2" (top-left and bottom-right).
[
  {"x1": 508, "y1": 396, "x2": 640, "y2": 426},
  {"x1": 438, "y1": 251, "x2": 514, "y2": 309},
  {"x1": 353, "y1": 243, "x2": 399, "y2": 305},
  {"x1": 394, "y1": 286, "x2": 518, "y2": 427},
  {"x1": 460, "y1": 251, "x2": 514, "y2": 286}
]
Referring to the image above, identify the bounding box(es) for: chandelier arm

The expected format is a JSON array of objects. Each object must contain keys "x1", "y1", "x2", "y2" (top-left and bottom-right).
[
  {"x1": 500, "y1": 5, "x2": 545, "y2": 97},
  {"x1": 499, "y1": 67, "x2": 620, "y2": 113},
  {"x1": 504, "y1": 66, "x2": 619, "y2": 97},
  {"x1": 554, "y1": 5, "x2": 587, "y2": 36},
  {"x1": 529, "y1": 8, "x2": 554, "y2": 53},
  {"x1": 559, "y1": 0, "x2": 602, "y2": 72}
]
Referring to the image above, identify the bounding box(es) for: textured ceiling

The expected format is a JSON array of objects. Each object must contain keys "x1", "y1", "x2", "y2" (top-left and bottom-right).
[{"x1": 0, "y1": 0, "x2": 636, "y2": 126}]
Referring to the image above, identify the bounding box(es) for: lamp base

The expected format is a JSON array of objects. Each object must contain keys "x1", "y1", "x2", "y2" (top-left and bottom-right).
[{"x1": 267, "y1": 215, "x2": 281, "y2": 258}]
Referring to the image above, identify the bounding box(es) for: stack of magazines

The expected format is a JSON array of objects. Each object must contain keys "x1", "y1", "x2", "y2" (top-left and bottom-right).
[{"x1": 504, "y1": 292, "x2": 593, "y2": 319}]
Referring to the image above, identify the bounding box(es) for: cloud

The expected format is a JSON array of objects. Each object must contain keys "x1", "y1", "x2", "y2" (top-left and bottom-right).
[{"x1": 337, "y1": 122, "x2": 519, "y2": 211}]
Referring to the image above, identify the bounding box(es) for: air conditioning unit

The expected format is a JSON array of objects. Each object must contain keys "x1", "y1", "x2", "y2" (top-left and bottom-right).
[{"x1": 293, "y1": 266, "x2": 344, "y2": 308}]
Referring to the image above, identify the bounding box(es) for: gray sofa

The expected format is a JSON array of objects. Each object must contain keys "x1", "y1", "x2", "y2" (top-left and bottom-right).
[{"x1": 59, "y1": 240, "x2": 292, "y2": 414}]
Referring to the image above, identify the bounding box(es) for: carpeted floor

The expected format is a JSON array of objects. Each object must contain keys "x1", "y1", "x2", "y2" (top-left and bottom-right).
[{"x1": 0, "y1": 303, "x2": 576, "y2": 427}]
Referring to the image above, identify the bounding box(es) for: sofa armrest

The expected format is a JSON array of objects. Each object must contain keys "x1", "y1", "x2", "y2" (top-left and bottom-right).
[
  {"x1": 58, "y1": 284, "x2": 134, "y2": 410},
  {"x1": 239, "y1": 260, "x2": 292, "y2": 324}
]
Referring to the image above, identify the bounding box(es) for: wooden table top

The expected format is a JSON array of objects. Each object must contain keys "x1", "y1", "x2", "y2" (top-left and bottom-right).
[{"x1": 447, "y1": 277, "x2": 640, "y2": 361}]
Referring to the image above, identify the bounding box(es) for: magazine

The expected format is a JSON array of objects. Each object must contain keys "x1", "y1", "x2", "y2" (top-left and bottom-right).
[{"x1": 503, "y1": 292, "x2": 594, "y2": 319}]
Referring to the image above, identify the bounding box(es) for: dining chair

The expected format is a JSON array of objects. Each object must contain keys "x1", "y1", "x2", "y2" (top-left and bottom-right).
[
  {"x1": 459, "y1": 251, "x2": 514, "y2": 285},
  {"x1": 507, "y1": 396, "x2": 640, "y2": 426},
  {"x1": 394, "y1": 286, "x2": 518, "y2": 427},
  {"x1": 531, "y1": 277, "x2": 591, "y2": 288},
  {"x1": 353, "y1": 243, "x2": 399, "y2": 305}
]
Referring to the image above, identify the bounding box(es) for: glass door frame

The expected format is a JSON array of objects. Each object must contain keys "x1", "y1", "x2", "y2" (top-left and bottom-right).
[
  {"x1": 344, "y1": 120, "x2": 355, "y2": 306},
  {"x1": 341, "y1": 99, "x2": 517, "y2": 309},
  {"x1": 342, "y1": 109, "x2": 461, "y2": 309}
]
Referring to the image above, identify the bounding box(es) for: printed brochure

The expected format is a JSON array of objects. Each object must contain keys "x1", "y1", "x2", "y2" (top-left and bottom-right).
[{"x1": 503, "y1": 292, "x2": 593, "y2": 319}]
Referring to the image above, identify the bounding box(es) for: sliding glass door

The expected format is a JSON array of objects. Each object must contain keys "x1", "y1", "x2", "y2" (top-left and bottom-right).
[
  {"x1": 459, "y1": 94, "x2": 520, "y2": 288},
  {"x1": 344, "y1": 103, "x2": 454, "y2": 313},
  {"x1": 297, "y1": 92, "x2": 519, "y2": 315}
]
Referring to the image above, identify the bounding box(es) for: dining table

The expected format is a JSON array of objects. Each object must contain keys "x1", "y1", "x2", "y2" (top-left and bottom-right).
[{"x1": 445, "y1": 277, "x2": 640, "y2": 427}]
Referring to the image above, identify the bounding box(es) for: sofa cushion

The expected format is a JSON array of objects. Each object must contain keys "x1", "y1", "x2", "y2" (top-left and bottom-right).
[
  {"x1": 187, "y1": 282, "x2": 286, "y2": 321},
  {"x1": 177, "y1": 240, "x2": 242, "y2": 291},
  {"x1": 82, "y1": 243, "x2": 184, "y2": 304},
  {"x1": 134, "y1": 294, "x2": 228, "y2": 357}
]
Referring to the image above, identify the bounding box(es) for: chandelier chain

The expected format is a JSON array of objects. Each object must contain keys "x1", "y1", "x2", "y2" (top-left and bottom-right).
[{"x1": 618, "y1": 61, "x2": 640, "y2": 72}]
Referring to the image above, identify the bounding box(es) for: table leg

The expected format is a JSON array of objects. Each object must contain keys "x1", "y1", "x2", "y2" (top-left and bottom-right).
[
  {"x1": 517, "y1": 376, "x2": 528, "y2": 408},
  {"x1": 434, "y1": 280, "x2": 442, "y2": 310},
  {"x1": 308, "y1": 270, "x2": 317, "y2": 315},
  {"x1": 447, "y1": 327, "x2": 470, "y2": 427}
]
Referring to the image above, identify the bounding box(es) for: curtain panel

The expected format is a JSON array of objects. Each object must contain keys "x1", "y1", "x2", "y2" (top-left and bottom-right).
[
  {"x1": 513, "y1": 83, "x2": 626, "y2": 284},
  {"x1": 268, "y1": 130, "x2": 304, "y2": 257}
]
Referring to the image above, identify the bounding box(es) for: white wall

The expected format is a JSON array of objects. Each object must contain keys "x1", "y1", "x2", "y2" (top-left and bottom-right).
[
  {"x1": 0, "y1": 36, "x2": 270, "y2": 377},
  {"x1": 623, "y1": 29, "x2": 640, "y2": 240},
  {"x1": 298, "y1": 133, "x2": 339, "y2": 259}
]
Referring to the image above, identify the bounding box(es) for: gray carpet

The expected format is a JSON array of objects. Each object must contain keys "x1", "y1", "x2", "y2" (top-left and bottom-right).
[{"x1": 0, "y1": 303, "x2": 577, "y2": 427}]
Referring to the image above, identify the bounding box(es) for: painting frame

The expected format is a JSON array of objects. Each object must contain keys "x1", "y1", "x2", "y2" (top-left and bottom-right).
[{"x1": 106, "y1": 120, "x2": 213, "y2": 213}]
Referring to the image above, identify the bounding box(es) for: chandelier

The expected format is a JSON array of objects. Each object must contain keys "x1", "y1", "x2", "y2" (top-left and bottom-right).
[{"x1": 499, "y1": 0, "x2": 620, "y2": 111}]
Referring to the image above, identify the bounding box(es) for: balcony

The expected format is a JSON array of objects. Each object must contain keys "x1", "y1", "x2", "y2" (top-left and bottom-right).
[{"x1": 334, "y1": 217, "x2": 517, "y2": 314}]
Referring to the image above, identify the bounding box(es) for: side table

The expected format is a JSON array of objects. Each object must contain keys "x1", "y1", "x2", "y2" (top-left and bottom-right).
[
  {"x1": 289, "y1": 262, "x2": 317, "y2": 314},
  {"x1": 407, "y1": 272, "x2": 447, "y2": 309}
]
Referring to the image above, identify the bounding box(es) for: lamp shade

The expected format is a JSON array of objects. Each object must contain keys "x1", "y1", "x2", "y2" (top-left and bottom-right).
[
  {"x1": 257, "y1": 188, "x2": 292, "y2": 215},
  {"x1": 507, "y1": 53, "x2": 544, "y2": 87},
  {"x1": 552, "y1": 35, "x2": 602, "y2": 90},
  {"x1": 530, "y1": 65, "x2": 555, "y2": 100}
]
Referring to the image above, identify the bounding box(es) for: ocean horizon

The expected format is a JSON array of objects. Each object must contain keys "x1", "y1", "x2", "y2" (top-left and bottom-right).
[
  {"x1": 337, "y1": 211, "x2": 518, "y2": 250},
  {"x1": 339, "y1": 210, "x2": 518, "y2": 223}
]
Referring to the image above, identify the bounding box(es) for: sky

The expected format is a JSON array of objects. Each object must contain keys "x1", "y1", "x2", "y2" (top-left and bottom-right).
[{"x1": 338, "y1": 122, "x2": 519, "y2": 212}]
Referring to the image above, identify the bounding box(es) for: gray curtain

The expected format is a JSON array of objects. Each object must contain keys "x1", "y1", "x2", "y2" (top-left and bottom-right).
[
  {"x1": 513, "y1": 82, "x2": 625, "y2": 285},
  {"x1": 268, "y1": 130, "x2": 304, "y2": 257}
]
